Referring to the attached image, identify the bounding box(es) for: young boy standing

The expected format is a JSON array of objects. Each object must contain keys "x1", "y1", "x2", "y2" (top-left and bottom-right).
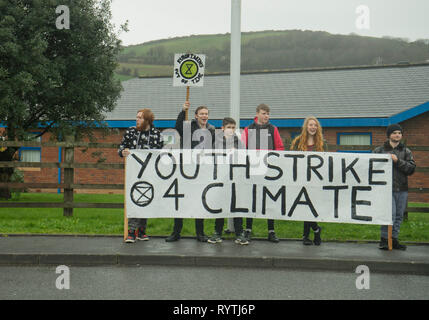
[{"x1": 208, "y1": 117, "x2": 249, "y2": 245}]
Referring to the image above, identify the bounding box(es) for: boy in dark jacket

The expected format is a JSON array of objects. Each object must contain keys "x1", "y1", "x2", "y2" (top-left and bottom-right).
[
  {"x1": 207, "y1": 117, "x2": 249, "y2": 245},
  {"x1": 165, "y1": 101, "x2": 215, "y2": 242},
  {"x1": 374, "y1": 124, "x2": 416, "y2": 250}
]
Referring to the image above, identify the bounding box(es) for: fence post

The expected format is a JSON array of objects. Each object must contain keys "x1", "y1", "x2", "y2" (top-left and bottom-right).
[{"x1": 63, "y1": 135, "x2": 74, "y2": 217}]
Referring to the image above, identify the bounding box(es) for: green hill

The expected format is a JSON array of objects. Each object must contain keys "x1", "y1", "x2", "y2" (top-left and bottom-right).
[{"x1": 116, "y1": 30, "x2": 429, "y2": 79}]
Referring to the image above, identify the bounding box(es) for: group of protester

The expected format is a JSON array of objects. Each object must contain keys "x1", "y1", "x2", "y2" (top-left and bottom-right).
[{"x1": 118, "y1": 102, "x2": 416, "y2": 251}]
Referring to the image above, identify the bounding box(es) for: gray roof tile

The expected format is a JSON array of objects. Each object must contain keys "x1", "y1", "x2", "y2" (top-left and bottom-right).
[{"x1": 106, "y1": 64, "x2": 429, "y2": 120}]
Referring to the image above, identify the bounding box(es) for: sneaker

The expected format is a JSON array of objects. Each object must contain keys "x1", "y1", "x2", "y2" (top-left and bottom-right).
[
  {"x1": 136, "y1": 228, "x2": 149, "y2": 241},
  {"x1": 268, "y1": 231, "x2": 280, "y2": 243},
  {"x1": 303, "y1": 237, "x2": 313, "y2": 245},
  {"x1": 243, "y1": 230, "x2": 252, "y2": 242},
  {"x1": 313, "y1": 227, "x2": 322, "y2": 246},
  {"x1": 379, "y1": 237, "x2": 389, "y2": 250},
  {"x1": 208, "y1": 232, "x2": 222, "y2": 244},
  {"x1": 393, "y1": 238, "x2": 407, "y2": 251},
  {"x1": 125, "y1": 229, "x2": 136, "y2": 243},
  {"x1": 165, "y1": 232, "x2": 181, "y2": 242},
  {"x1": 196, "y1": 234, "x2": 208, "y2": 242},
  {"x1": 235, "y1": 234, "x2": 249, "y2": 245}
]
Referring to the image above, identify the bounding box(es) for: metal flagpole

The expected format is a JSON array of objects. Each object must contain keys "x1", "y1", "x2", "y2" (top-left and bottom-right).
[
  {"x1": 227, "y1": 0, "x2": 242, "y2": 233},
  {"x1": 230, "y1": 0, "x2": 241, "y2": 123}
]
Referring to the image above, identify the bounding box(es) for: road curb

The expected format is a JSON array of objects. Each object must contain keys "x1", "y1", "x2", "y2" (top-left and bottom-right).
[
  {"x1": 1, "y1": 252, "x2": 428, "y2": 275},
  {"x1": 118, "y1": 254, "x2": 195, "y2": 266},
  {"x1": 39, "y1": 254, "x2": 119, "y2": 266},
  {"x1": 0, "y1": 253, "x2": 39, "y2": 265}
]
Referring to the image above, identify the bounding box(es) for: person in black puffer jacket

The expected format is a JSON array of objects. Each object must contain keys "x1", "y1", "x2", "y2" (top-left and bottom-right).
[{"x1": 373, "y1": 124, "x2": 416, "y2": 250}]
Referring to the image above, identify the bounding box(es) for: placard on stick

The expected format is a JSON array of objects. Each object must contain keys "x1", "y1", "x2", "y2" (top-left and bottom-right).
[
  {"x1": 173, "y1": 53, "x2": 205, "y2": 119},
  {"x1": 173, "y1": 53, "x2": 205, "y2": 87}
]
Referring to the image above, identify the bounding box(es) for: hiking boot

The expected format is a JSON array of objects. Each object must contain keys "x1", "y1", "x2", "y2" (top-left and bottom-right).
[
  {"x1": 196, "y1": 234, "x2": 208, "y2": 242},
  {"x1": 125, "y1": 229, "x2": 136, "y2": 243},
  {"x1": 243, "y1": 229, "x2": 252, "y2": 242},
  {"x1": 208, "y1": 232, "x2": 222, "y2": 244},
  {"x1": 268, "y1": 231, "x2": 280, "y2": 243},
  {"x1": 313, "y1": 227, "x2": 322, "y2": 246},
  {"x1": 393, "y1": 238, "x2": 407, "y2": 251},
  {"x1": 303, "y1": 236, "x2": 313, "y2": 245},
  {"x1": 379, "y1": 237, "x2": 389, "y2": 250},
  {"x1": 235, "y1": 234, "x2": 249, "y2": 245},
  {"x1": 136, "y1": 228, "x2": 149, "y2": 241},
  {"x1": 165, "y1": 232, "x2": 181, "y2": 242}
]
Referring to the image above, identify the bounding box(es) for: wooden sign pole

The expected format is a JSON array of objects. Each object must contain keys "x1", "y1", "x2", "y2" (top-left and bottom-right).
[
  {"x1": 185, "y1": 86, "x2": 190, "y2": 120},
  {"x1": 124, "y1": 160, "x2": 128, "y2": 242},
  {"x1": 388, "y1": 225, "x2": 393, "y2": 251}
]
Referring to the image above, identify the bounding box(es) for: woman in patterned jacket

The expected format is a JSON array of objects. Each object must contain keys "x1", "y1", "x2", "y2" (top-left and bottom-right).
[{"x1": 118, "y1": 108, "x2": 164, "y2": 243}]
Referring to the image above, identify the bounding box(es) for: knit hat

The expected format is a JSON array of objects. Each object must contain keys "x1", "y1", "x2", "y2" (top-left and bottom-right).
[{"x1": 386, "y1": 124, "x2": 403, "y2": 137}]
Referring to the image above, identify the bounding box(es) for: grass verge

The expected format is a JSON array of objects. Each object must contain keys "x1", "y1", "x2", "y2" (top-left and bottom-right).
[{"x1": 1, "y1": 193, "x2": 428, "y2": 242}]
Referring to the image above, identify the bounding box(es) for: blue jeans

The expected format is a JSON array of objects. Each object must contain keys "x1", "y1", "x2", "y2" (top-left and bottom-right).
[{"x1": 381, "y1": 191, "x2": 408, "y2": 239}]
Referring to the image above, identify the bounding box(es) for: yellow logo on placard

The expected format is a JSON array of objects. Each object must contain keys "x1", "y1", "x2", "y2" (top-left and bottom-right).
[{"x1": 180, "y1": 59, "x2": 199, "y2": 79}]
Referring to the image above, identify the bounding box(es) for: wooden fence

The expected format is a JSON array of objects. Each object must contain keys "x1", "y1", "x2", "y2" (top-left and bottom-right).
[
  {"x1": 0, "y1": 140, "x2": 428, "y2": 217},
  {"x1": 0, "y1": 140, "x2": 124, "y2": 216}
]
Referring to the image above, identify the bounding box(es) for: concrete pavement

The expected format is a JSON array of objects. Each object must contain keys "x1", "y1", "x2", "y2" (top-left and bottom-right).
[{"x1": 0, "y1": 234, "x2": 428, "y2": 275}]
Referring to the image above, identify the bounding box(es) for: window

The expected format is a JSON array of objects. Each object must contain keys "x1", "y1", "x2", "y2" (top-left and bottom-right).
[
  {"x1": 161, "y1": 130, "x2": 177, "y2": 145},
  {"x1": 20, "y1": 134, "x2": 41, "y2": 162},
  {"x1": 290, "y1": 132, "x2": 300, "y2": 140},
  {"x1": 337, "y1": 133, "x2": 372, "y2": 153},
  {"x1": 284, "y1": 131, "x2": 301, "y2": 149},
  {"x1": 160, "y1": 129, "x2": 180, "y2": 149}
]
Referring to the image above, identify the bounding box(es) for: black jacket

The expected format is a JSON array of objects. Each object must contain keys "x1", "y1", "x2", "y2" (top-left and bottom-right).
[
  {"x1": 175, "y1": 110, "x2": 215, "y2": 149},
  {"x1": 213, "y1": 133, "x2": 245, "y2": 150},
  {"x1": 118, "y1": 125, "x2": 163, "y2": 157},
  {"x1": 373, "y1": 140, "x2": 416, "y2": 192}
]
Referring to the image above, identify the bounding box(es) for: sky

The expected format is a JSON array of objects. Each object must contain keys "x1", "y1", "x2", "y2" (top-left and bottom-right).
[{"x1": 111, "y1": 0, "x2": 429, "y2": 46}]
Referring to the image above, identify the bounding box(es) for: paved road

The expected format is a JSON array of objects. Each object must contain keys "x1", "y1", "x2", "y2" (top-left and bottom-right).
[{"x1": 1, "y1": 265, "x2": 429, "y2": 300}]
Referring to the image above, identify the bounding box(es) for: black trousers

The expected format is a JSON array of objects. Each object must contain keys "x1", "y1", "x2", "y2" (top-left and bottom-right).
[
  {"x1": 214, "y1": 218, "x2": 243, "y2": 236},
  {"x1": 303, "y1": 221, "x2": 319, "y2": 237},
  {"x1": 172, "y1": 218, "x2": 204, "y2": 235},
  {"x1": 245, "y1": 218, "x2": 274, "y2": 231}
]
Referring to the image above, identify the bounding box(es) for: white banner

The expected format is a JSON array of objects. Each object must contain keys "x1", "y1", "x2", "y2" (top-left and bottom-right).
[
  {"x1": 125, "y1": 150, "x2": 393, "y2": 225},
  {"x1": 173, "y1": 53, "x2": 205, "y2": 87}
]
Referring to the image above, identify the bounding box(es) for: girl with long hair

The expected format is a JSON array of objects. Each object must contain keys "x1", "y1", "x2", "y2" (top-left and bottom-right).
[{"x1": 290, "y1": 116, "x2": 327, "y2": 245}]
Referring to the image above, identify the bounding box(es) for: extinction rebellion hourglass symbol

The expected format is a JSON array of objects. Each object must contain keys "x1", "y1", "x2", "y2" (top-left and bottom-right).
[
  {"x1": 180, "y1": 59, "x2": 199, "y2": 80},
  {"x1": 130, "y1": 182, "x2": 154, "y2": 207}
]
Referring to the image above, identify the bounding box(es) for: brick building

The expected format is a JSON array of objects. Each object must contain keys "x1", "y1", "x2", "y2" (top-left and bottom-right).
[{"x1": 17, "y1": 63, "x2": 429, "y2": 201}]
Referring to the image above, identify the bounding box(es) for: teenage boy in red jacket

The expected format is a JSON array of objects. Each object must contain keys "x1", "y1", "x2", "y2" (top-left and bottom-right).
[{"x1": 241, "y1": 103, "x2": 284, "y2": 243}]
